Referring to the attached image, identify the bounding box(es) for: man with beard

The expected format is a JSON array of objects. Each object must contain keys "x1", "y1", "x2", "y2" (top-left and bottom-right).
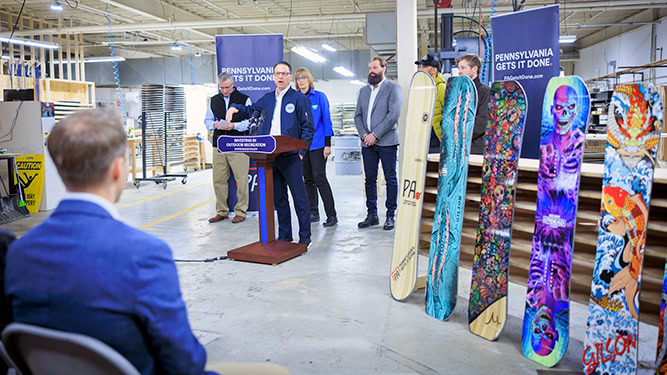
[
  {"x1": 457, "y1": 54, "x2": 490, "y2": 155},
  {"x1": 353, "y1": 57, "x2": 403, "y2": 231},
  {"x1": 226, "y1": 61, "x2": 314, "y2": 246}
]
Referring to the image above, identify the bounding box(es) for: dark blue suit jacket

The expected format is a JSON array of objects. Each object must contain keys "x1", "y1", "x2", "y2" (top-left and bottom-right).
[
  {"x1": 5, "y1": 200, "x2": 215, "y2": 375},
  {"x1": 232, "y1": 87, "x2": 314, "y2": 155}
]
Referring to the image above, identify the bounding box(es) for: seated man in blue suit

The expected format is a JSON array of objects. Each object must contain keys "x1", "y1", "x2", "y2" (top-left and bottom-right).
[
  {"x1": 226, "y1": 60, "x2": 315, "y2": 246},
  {"x1": 5, "y1": 109, "x2": 287, "y2": 375}
]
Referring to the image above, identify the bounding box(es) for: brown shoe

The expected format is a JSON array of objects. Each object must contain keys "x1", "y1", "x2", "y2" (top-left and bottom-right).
[
  {"x1": 208, "y1": 215, "x2": 228, "y2": 223},
  {"x1": 232, "y1": 215, "x2": 246, "y2": 223}
]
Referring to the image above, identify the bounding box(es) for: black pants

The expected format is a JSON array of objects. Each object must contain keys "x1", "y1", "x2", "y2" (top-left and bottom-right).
[
  {"x1": 302, "y1": 147, "x2": 336, "y2": 219},
  {"x1": 274, "y1": 153, "x2": 311, "y2": 241},
  {"x1": 361, "y1": 144, "x2": 398, "y2": 217}
]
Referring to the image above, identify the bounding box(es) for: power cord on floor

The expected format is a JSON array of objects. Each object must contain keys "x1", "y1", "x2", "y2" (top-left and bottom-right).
[{"x1": 174, "y1": 256, "x2": 228, "y2": 263}]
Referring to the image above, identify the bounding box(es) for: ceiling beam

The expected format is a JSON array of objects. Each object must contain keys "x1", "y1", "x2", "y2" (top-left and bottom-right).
[
  {"x1": 96, "y1": 0, "x2": 215, "y2": 40},
  {"x1": 264, "y1": 0, "x2": 291, "y2": 16},
  {"x1": 7, "y1": 13, "x2": 366, "y2": 36},
  {"x1": 6, "y1": 1, "x2": 667, "y2": 38},
  {"x1": 577, "y1": 8, "x2": 665, "y2": 48}
]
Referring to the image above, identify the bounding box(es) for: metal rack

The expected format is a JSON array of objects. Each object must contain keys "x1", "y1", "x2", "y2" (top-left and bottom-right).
[
  {"x1": 330, "y1": 102, "x2": 357, "y2": 135},
  {"x1": 134, "y1": 85, "x2": 187, "y2": 189}
]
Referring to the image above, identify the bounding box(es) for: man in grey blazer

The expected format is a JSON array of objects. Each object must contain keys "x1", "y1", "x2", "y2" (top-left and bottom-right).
[{"x1": 353, "y1": 57, "x2": 403, "y2": 230}]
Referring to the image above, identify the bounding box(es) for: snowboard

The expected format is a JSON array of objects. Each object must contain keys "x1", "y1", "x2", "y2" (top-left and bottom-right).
[
  {"x1": 583, "y1": 83, "x2": 664, "y2": 375},
  {"x1": 390, "y1": 70, "x2": 437, "y2": 301},
  {"x1": 469, "y1": 80, "x2": 527, "y2": 340},
  {"x1": 426, "y1": 75, "x2": 477, "y2": 321},
  {"x1": 521, "y1": 76, "x2": 590, "y2": 367}
]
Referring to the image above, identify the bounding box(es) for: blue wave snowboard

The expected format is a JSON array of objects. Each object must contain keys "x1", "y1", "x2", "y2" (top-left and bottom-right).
[
  {"x1": 522, "y1": 76, "x2": 590, "y2": 367},
  {"x1": 426, "y1": 75, "x2": 477, "y2": 321}
]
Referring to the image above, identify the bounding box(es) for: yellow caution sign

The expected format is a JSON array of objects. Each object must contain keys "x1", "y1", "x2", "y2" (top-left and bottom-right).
[{"x1": 15, "y1": 155, "x2": 45, "y2": 214}]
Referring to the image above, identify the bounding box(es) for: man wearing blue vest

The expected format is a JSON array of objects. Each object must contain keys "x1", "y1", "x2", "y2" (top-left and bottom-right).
[{"x1": 226, "y1": 61, "x2": 315, "y2": 246}]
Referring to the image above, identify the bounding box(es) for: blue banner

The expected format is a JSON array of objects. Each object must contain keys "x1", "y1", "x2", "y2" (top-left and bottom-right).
[
  {"x1": 215, "y1": 34, "x2": 283, "y2": 212},
  {"x1": 491, "y1": 5, "x2": 560, "y2": 159},
  {"x1": 215, "y1": 34, "x2": 283, "y2": 102}
]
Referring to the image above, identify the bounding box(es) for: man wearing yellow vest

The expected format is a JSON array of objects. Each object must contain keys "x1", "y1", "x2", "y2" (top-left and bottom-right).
[{"x1": 415, "y1": 54, "x2": 446, "y2": 154}]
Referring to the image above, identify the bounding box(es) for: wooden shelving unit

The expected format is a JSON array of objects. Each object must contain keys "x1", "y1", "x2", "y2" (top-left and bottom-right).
[
  {"x1": 183, "y1": 135, "x2": 202, "y2": 171},
  {"x1": 419, "y1": 154, "x2": 667, "y2": 326}
]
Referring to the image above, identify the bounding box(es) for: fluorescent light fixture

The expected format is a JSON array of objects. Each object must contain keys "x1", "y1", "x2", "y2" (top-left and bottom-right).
[
  {"x1": 290, "y1": 46, "x2": 326, "y2": 63},
  {"x1": 559, "y1": 35, "x2": 577, "y2": 44},
  {"x1": 50, "y1": 2, "x2": 64, "y2": 11},
  {"x1": 171, "y1": 43, "x2": 183, "y2": 51},
  {"x1": 350, "y1": 79, "x2": 366, "y2": 86},
  {"x1": 54, "y1": 56, "x2": 126, "y2": 64},
  {"x1": 0, "y1": 36, "x2": 60, "y2": 49},
  {"x1": 333, "y1": 66, "x2": 355, "y2": 77},
  {"x1": 85, "y1": 56, "x2": 126, "y2": 63},
  {"x1": 321, "y1": 43, "x2": 336, "y2": 52}
]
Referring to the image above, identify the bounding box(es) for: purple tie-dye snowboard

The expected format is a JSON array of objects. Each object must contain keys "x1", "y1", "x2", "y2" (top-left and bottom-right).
[
  {"x1": 469, "y1": 80, "x2": 527, "y2": 341},
  {"x1": 426, "y1": 75, "x2": 477, "y2": 321},
  {"x1": 583, "y1": 83, "x2": 663, "y2": 375},
  {"x1": 521, "y1": 76, "x2": 590, "y2": 367}
]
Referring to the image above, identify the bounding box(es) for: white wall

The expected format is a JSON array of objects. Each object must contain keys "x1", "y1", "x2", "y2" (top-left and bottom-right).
[
  {"x1": 575, "y1": 17, "x2": 666, "y2": 85},
  {"x1": 185, "y1": 84, "x2": 217, "y2": 162},
  {"x1": 95, "y1": 87, "x2": 142, "y2": 126},
  {"x1": 310, "y1": 79, "x2": 363, "y2": 105},
  {"x1": 657, "y1": 19, "x2": 667, "y2": 84}
]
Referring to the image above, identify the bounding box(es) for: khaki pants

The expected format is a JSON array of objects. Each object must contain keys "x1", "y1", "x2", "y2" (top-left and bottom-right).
[
  {"x1": 213, "y1": 150, "x2": 249, "y2": 217},
  {"x1": 206, "y1": 361, "x2": 289, "y2": 374}
]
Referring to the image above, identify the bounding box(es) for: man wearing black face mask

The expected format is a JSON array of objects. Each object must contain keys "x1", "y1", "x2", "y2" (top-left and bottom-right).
[{"x1": 353, "y1": 57, "x2": 403, "y2": 231}]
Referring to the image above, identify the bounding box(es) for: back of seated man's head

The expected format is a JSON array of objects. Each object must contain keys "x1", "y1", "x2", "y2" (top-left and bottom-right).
[{"x1": 48, "y1": 108, "x2": 128, "y2": 203}]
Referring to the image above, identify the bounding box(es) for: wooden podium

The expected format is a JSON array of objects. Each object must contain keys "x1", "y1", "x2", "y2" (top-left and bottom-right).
[{"x1": 218, "y1": 135, "x2": 309, "y2": 265}]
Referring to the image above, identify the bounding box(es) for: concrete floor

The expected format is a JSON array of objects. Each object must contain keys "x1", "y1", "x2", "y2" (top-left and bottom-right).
[{"x1": 3, "y1": 163, "x2": 661, "y2": 375}]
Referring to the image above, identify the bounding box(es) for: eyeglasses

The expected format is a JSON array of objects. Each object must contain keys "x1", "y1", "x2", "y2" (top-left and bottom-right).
[
  {"x1": 274, "y1": 71, "x2": 291, "y2": 77},
  {"x1": 295, "y1": 76, "x2": 308, "y2": 81}
]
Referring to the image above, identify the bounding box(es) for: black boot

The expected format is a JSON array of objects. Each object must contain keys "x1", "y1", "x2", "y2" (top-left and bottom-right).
[
  {"x1": 358, "y1": 215, "x2": 379, "y2": 228},
  {"x1": 323, "y1": 216, "x2": 338, "y2": 227},
  {"x1": 383, "y1": 216, "x2": 395, "y2": 230}
]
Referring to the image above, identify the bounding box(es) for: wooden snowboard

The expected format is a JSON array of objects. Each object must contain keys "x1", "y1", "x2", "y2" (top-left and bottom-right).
[
  {"x1": 521, "y1": 76, "x2": 590, "y2": 367},
  {"x1": 583, "y1": 83, "x2": 664, "y2": 375},
  {"x1": 390, "y1": 70, "x2": 437, "y2": 301},
  {"x1": 468, "y1": 80, "x2": 527, "y2": 341},
  {"x1": 426, "y1": 75, "x2": 477, "y2": 321}
]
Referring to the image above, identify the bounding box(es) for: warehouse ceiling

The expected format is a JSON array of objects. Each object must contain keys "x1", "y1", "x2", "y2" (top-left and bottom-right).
[{"x1": 0, "y1": 0, "x2": 666, "y2": 63}]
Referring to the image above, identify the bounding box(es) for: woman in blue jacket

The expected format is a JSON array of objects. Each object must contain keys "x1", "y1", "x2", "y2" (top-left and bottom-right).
[{"x1": 295, "y1": 67, "x2": 337, "y2": 227}]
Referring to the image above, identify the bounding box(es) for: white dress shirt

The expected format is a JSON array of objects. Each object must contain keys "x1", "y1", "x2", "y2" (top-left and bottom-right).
[
  {"x1": 365, "y1": 78, "x2": 386, "y2": 133},
  {"x1": 62, "y1": 192, "x2": 121, "y2": 221},
  {"x1": 203, "y1": 96, "x2": 252, "y2": 131},
  {"x1": 271, "y1": 87, "x2": 290, "y2": 135}
]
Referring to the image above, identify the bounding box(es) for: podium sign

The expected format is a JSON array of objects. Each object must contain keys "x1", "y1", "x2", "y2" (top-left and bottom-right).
[
  {"x1": 217, "y1": 135, "x2": 277, "y2": 154},
  {"x1": 218, "y1": 135, "x2": 309, "y2": 265}
]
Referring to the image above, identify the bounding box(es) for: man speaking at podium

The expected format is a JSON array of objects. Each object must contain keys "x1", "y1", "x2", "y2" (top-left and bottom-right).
[{"x1": 226, "y1": 61, "x2": 315, "y2": 247}]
